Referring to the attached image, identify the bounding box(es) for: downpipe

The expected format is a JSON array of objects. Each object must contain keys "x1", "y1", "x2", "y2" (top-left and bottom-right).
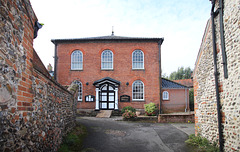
[
  {"x1": 219, "y1": 0, "x2": 228, "y2": 79},
  {"x1": 185, "y1": 88, "x2": 188, "y2": 112},
  {"x1": 158, "y1": 39, "x2": 164, "y2": 114},
  {"x1": 211, "y1": 0, "x2": 224, "y2": 151}
]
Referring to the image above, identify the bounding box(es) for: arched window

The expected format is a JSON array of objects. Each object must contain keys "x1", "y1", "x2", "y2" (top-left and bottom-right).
[
  {"x1": 71, "y1": 50, "x2": 83, "y2": 70},
  {"x1": 163, "y1": 91, "x2": 169, "y2": 100},
  {"x1": 132, "y1": 50, "x2": 144, "y2": 69},
  {"x1": 132, "y1": 80, "x2": 144, "y2": 100},
  {"x1": 101, "y1": 50, "x2": 113, "y2": 70},
  {"x1": 74, "y1": 81, "x2": 82, "y2": 101}
]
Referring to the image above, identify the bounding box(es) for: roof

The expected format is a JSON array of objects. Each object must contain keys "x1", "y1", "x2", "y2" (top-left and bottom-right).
[
  {"x1": 51, "y1": 35, "x2": 164, "y2": 44},
  {"x1": 162, "y1": 78, "x2": 188, "y2": 89},
  {"x1": 93, "y1": 77, "x2": 121, "y2": 87},
  {"x1": 173, "y1": 79, "x2": 193, "y2": 88}
]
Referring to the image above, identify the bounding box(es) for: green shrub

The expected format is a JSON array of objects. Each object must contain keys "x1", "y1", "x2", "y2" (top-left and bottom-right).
[
  {"x1": 144, "y1": 102, "x2": 157, "y2": 116},
  {"x1": 185, "y1": 134, "x2": 219, "y2": 152},
  {"x1": 121, "y1": 106, "x2": 136, "y2": 114}
]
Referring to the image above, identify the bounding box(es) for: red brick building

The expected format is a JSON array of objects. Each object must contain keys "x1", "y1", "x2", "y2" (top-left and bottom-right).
[
  {"x1": 52, "y1": 34, "x2": 164, "y2": 112},
  {"x1": 162, "y1": 78, "x2": 189, "y2": 113}
]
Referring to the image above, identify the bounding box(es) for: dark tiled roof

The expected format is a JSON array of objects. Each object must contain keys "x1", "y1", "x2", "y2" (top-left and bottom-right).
[
  {"x1": 162, "y1": 78, "x2": 188, "y2": 89},
  {"x1": 51, "y1": 35, "x2": 164, "y2": 44},
  {"x1": 93, "y1": 77, "x2": 121, "y2": 86}
]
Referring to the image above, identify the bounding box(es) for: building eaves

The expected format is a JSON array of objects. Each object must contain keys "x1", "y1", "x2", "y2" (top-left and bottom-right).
[{"x1": 51, "y1": 35, "x2": 164, "y2": 44}]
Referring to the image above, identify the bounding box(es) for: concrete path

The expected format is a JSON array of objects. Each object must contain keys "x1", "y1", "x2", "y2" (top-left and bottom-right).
[
  {"x1": 76, "y1": 117, "x2": 195, "y2": 152},
  {"x1": 171, "y1": 123, "x2": 195, "y2": 135}
]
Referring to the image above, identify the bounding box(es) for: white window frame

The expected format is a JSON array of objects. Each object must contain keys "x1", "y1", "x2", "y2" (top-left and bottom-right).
[
  {"x1": 74, "y1": 81, "x2": 83, "y2": 101},
  {"x1": 101, "y1": 50, "x2": 113, "y2": 70},
  {"x1": 132, "y1": 50, "x2": 144, "y2": 69},
  {"x1": 163, "y1": 91, "x2": 169, "y2": 100},
  {"x1": 71, "y1": 50, "x2": 83, "y2": 70},
  {"x1": 132, "y1": 80, "x2": 144, "y2": 101}
]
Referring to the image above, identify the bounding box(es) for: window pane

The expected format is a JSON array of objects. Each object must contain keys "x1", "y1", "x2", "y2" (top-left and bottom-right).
[
  {"x1": 109, "y1": 86, "x2": 114, "y2": 90},
  {"x1": 101, "y1": 103, "x2": 107, "y2": 108},
  {"x1": 102, "y1": 95, "x2": 107, "y2": 101},
  {"x1": 71, "y1": 50, "x2": 83, "y2": 70},
  {"x1": 102, "y1": 50, "x2": 113, "y2": 69},
  {"x1": 109, "y1": 96, "x2": 114, "y2": 101},
  {"x1": 102, "y1": 86, "x2": 107, "y2": 90},
  {"x1": 132, "y1": 50, "x2": 144, "y2": 69},
  {"x1": 163, "y1": 91, "x2": 169, "y2": 100},
  {"x1": 74, "y1": 81, "x2": 82, "y2": 101},
  {"x1": 132, "y1": 80, "x2": 144, "y2": 100},
  {"x1": 109, "y1": 103, "x2": 114, "y2": 109}
]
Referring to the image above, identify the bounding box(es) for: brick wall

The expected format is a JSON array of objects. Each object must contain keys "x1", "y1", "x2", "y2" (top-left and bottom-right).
[
  {"x1": 55, "y1": 41, "x2": 161, "y2": 110},
  {"x1": 162, "y1": 88, "x2": 189, "y2": 113},
  {"x1": 193, "y1": 0, "x2": 240, "y2": 151},
  {"x1": 0, "y1": 0, "x2": 77, "y2": 151},
  {"x1": 158, "y1": 113, "x2": 194, "y2": 123}
]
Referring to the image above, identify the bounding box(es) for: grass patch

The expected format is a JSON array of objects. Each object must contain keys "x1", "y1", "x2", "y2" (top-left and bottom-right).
[
  {"x1": 58, "y1": 124, "x2": 87, "y2": 152},
  {"x1": 185, "y1": 134, "x2": 219, "y2": 152}
]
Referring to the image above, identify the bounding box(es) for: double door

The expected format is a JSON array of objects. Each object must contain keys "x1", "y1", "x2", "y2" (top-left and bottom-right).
[{"x1": 99, "y1": 84, "x2": 115, "y2": 110}]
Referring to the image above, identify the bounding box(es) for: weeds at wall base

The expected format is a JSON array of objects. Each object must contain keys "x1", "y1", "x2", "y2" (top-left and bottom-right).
[
  {"x1": 58, "y1": 124, "x2": 87, "y2": 152},
  {"x1": 185, "y1": 134, "x2": 219, "y2": 152}
]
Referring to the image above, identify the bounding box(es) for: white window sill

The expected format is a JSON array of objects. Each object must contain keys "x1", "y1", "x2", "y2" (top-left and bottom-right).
[{"x1": 132, "y1": 100, "x2": 145, "y2": 102}]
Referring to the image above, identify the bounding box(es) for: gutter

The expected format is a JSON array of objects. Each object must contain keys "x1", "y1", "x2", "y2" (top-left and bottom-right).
[
  {"x1": 210, "y1": 0, "x2": 224, "y2": 151},
  {"x1": 158, "y1": 38, "x2": 164, "y2": 114}
]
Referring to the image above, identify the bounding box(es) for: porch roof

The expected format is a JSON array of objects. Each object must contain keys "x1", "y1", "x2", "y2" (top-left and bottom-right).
[{"x1": 93, "y1": 77, "x2": 121, "y2": 87}]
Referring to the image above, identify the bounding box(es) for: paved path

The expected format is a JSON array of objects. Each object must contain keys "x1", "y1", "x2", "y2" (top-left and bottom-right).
[{"x1": 76, "y1": 117, "x2": 195, "y2": 152}]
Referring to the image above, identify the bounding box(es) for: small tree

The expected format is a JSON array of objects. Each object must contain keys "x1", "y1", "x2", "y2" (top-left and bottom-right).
[
  {"x1": 189, "y1": 88, "x2": 194, "y2": 111},
  {"x1": 169, "y1": 66, "x2": 193, "y2": 80}
]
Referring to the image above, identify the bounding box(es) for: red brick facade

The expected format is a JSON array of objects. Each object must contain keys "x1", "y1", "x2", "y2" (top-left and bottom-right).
[
  {"x1": 162, "y1": 88, "x2": 189, "y2": 113},
  {"x1": 52, "y1": 37, "x2": 164, "y2": 110}
]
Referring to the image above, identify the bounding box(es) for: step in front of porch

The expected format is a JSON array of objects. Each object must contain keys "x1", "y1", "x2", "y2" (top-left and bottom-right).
[{"x1": 96, "y1": 110, "x2": 112, "y2": 118}]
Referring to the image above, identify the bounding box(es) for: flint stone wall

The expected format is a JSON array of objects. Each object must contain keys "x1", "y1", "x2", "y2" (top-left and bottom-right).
[
  {"x1": 0, "y1": 0, "x2": 77, "y2": 151},
  {"x1": 193, "y1": 0, "x2": 240, "y2": 151}
]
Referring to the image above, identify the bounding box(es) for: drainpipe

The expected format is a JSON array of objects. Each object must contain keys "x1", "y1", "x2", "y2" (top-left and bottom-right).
[
  {"x1": 158, "y1": 39, "x2": 164, "y2": 114},
  {"x1": 219, "y1": 0, "x2": 228, "y2": 79},
  {"x1": 210, "y1": 0, "x2": 224, "y2": 151},
  {"x1": 185, "y1": 88, "x2": 188, "y2": 112}
]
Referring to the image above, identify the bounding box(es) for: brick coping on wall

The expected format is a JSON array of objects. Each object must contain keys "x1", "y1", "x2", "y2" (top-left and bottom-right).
[{"x1": 158, "y1": 113, "x2": 195, "y2": 123}]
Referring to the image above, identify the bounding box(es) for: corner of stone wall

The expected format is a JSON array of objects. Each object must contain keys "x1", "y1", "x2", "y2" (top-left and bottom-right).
[{"x1": 0, "y1": 0, "x2": 78, "y2": 151}]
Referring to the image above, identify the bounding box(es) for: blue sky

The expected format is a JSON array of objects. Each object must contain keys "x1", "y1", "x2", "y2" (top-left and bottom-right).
[{"x1": 31, "y1": 0, "x2": 211, "y2": 76}]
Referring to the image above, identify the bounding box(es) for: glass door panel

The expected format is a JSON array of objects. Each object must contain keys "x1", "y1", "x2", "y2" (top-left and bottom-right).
[{"x1": 99, "y1": 83, "x2": 115, "y2": 110}]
